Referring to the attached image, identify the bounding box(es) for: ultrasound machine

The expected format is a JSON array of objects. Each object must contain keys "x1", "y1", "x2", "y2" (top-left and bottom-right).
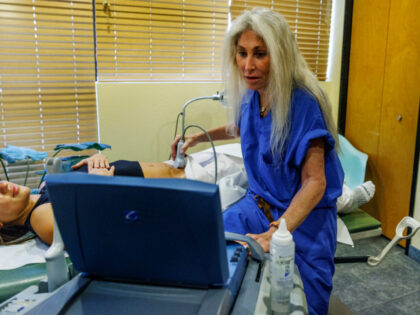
[{"x1": 1, "y1": 173, "x2": 267, "y2": 314}]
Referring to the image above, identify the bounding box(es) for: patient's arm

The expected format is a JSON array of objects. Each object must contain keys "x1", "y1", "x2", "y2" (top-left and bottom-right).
[
  {"x1": 30, "y1": 203, "x2": 54, "y2": 245},
  {"x1": 72, "y1": 153, "x2": 110, "y2": 171},
  {"x1": 88, "y1": 166, "x2": 115, "y2": 176},
  {"x1": 71, "y1": 153, "x2": 186, "y2": 179}
]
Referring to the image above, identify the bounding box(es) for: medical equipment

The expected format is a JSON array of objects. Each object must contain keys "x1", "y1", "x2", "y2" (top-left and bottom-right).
[
  {"x1": 45, "y1": 157, "x2": 62, "y2": 175},
  {"x1": 334, "y1": 216, "x2": 420, "y2": 265},
  {"x1": 39, "y1": 142, "x2": 111, "y2": 185},
  {"x1": 0, "y1": 173, "x2": 264, "y2": 314},
  {"x1": 0, "y1": 160, "x2": 308, "y2": 313},
  {"x1": 44, "y1": 214, "x2": 68, "y2": 293},
  {"x1": 173, "y1": 91, "x2": 225, "y2": 174},
  {"x1": 368, "y1": 216, "x2": 420, "y2": 266}
]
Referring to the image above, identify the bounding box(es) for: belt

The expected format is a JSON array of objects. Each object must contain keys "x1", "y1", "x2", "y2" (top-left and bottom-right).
[{"x1": 253, "y1": 194, "x2": 274, "y2": 222}]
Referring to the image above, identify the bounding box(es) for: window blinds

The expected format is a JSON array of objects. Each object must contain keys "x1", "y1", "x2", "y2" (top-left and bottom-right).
[
  {"x1": 0, "y1": 0, "x2": 97, "y2": 186},
  {"x1": 95, "y1": 0, "x2": 332, "y2": 82},
  {"x1": 0, "y1": 0, "x2": 332, "y2": 186},
  {"x1": 226, "y1": 0, "x2": 331, "y2": 80},
  {"x1": 95, "y1": 0, "x2": 229, "y2": 81}
]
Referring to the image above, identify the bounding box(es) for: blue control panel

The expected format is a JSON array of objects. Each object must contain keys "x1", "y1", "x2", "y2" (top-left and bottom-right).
[
  {"x1": 0, "y1": 243, "x2": 251, "y2": 314},
  {"x1": 225, "y1": 242, "x2": 248, "y2": 298}
]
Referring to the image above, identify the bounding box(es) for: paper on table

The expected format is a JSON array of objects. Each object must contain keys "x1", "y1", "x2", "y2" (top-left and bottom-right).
[
  {"x1": 0, "y1": 238, "x2": 50, "y2": 270},
  {"x1": 337, "y1": 216, "x2": 354, "y2": 247}
]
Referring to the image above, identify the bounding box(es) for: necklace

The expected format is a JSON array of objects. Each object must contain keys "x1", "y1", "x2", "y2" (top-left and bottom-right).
[{"x1": 260, "y1": 106, "x2": 267, "y2": 118}]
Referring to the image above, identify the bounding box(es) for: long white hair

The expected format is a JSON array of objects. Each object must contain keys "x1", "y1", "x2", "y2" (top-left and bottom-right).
[{"x1": 222, "y1": 7, "x2": 338, "y2": 156}]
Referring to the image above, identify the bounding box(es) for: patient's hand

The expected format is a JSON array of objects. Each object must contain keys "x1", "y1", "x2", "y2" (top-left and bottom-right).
[
  {"x1": 72, "y1": 153, "x2": 110, "y2": 172},
  {"x1": 89, "y1": 165, "x2": 115, "y2": 176}
]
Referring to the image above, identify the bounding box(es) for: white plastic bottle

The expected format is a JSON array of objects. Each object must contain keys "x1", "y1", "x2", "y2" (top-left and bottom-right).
[{"x1": 270, "y1": 218, "x2": 295, "y2": 314}]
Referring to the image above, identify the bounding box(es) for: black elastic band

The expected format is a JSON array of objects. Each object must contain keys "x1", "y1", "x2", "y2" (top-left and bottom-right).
[{"x1": 334, "y1": 256, "x2": 368, "y2": 264}]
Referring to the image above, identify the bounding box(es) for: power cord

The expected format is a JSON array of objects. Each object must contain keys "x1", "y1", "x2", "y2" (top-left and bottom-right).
[{"x1": 182, "y1": 124, "x2": 218, "y2": 184}]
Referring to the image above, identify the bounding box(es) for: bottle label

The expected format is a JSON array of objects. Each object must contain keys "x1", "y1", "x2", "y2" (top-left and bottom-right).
[
  {"x1": 271, "y1": 255, "x2": 294, "y2": 308},
  {"x1": 272, "y1": 256, "x2": 293, "y2": 277}
]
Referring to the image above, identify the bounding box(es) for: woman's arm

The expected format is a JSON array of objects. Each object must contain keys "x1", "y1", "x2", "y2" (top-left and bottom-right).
[
  {"x1": 170, "y1": 124, "x2": 239, "y2": 160},
  {"x1": 247, "y1": 138, "x2": 326, "y2": 252}
]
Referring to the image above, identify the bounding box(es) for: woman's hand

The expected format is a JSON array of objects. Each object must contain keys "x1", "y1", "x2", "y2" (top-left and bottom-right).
[
  {"x1": 170, "y1": 134, "x2": 198, "y2": 160},
  {"x1": 170, "y1": 125, "x2": 238, "y2": 160},
  {"x1": 72, "y1": 153, "x2": 110, "y2": 172},
  {"x1": 246, "y1": 227, "x2": 277, "y2": 253},
  {"x1": 88, "y1": 165, "x2": 115, "y2": 176}
]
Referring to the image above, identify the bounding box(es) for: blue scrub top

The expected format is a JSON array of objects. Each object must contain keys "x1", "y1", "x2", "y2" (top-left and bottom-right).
[
  {"x1": 226, "y1": 88, "x2": 344, "y2": 315},
  {"x1": 238, "y1": 88, "x2": 344, "y2": 211}
]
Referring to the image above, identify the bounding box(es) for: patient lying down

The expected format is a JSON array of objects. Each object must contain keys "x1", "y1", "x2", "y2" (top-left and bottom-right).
[
  {"x1": 0, "y1": 155, "x2": 189, "y2": 246},
  {"x1": 0, "y1": 153, "x2": 374, "y2": 246}
]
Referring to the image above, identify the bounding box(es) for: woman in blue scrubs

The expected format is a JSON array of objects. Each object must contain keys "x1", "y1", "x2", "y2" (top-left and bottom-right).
[{"x1": 171, "y1": 8, "x2": 343, "y2": 314}]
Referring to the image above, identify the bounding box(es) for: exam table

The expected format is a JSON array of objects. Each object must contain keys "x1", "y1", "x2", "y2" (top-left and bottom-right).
[{"x1": 0, "y1": 263, "x2": 46, "y2": 303}]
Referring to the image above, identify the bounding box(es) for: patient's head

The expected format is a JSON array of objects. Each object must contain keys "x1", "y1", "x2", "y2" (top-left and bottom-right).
[
  {"x1": 0, "y1": 181, "x2": 32, "y2": 244},
  {"x1": 0, "y1": 181, "x2": 31, "y2": 225}
]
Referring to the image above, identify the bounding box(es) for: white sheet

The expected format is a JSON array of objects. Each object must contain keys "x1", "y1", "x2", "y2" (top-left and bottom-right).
[
  {"x1": 164, "y1": 143, "x2": 248, "y2": 210},
  {"x1": 185, "y1": 143, "x2": 248, "y2": 209},
  {"x1": 0, "y1": 238, "x2": 50, "y2": 270},
  {"x1": 337, "y1": 217, "x2": 354, "y2": 247}
]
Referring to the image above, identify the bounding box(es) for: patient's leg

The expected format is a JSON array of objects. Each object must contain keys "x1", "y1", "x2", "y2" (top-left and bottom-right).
[{"x1": 337, "y1": 181, "x2": 375, "y2": 214}]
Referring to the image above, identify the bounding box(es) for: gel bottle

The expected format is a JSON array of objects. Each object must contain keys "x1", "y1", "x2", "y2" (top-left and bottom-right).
[{"x1": 270, "y1": 218, "x2": 295, "y2": 314}]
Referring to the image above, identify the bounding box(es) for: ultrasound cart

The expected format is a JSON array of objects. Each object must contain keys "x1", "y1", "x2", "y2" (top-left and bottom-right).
[{"x1": 0, "y1": 173, "x2": 307, "y2": 314}]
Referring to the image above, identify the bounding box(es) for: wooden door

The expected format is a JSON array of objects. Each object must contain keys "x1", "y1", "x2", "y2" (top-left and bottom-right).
[{"x1": 345, "y1": 0, "x2": 420, "y2": 242}]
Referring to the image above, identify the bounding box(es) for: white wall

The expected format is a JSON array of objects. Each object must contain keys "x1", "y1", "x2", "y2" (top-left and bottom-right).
[
  {"x1": 96, "y1": 82, "x2": 235, "y2": 162},
  {"x1": 324, "y1": 0, "x2": 345, "y2": 126}
]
